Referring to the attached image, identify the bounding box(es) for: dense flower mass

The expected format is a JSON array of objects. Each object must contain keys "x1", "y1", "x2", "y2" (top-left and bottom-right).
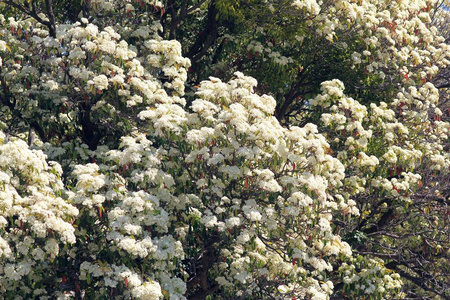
[
  {"x1": 0, "y1": 133, "x2": 79, "y2": 297},
  {"x1": 0, "y1": 0, "x2": 449, "y2": 299}
]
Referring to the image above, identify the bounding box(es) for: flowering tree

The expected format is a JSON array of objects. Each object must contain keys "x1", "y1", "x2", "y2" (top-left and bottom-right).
[{"x1": 0, "y1": 0, "x2": 449, "y2": 299}]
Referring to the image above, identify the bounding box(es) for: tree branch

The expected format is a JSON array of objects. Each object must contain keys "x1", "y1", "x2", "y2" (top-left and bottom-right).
[
  {"x1": 44, "y1": 0, "x2": 57, "y2": 38},
  {"x1": 3, "y1": 0, "x2": 56, "y2": 37},
  {"x1": 185, "y1": 1, "x2": 219, "y2": 64}
]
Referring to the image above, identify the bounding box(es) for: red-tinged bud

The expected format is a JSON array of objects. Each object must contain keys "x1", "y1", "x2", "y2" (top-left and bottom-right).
[
  {"x1": 403, "y1": 72, "x2": 409, "y2": 81},
  {"x1": 62, "y1": 276, "x2": 67, "y2": 283},
  {"x1": 125, "y1": 277, "x2": 128, "y2": 288}
]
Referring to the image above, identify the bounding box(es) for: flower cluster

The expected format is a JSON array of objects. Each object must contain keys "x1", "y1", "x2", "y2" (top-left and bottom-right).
[
  {"x1": 136, "y1": 72, "x2": 379, "y2": 298},
  {"x1": 309, "y1": 78, "x2": 449, "y2": 297},
  {"x1": 0, "y1": 133, "x2": 78, "y2": 298}
]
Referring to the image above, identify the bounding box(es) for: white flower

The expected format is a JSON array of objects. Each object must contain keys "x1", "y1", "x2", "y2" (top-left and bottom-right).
[
  {"x1": 208, "y1": 153, "x2": 225, "y2": 166},
  {"x1": 200, "y1": 215, "x2": 218, "y2": 228},
  {"x1": 85, "y1": 24, "x2": 98, "y2": 36},
  {"x1": 234, "y1": 271, "x2": 251, "y2": 284},
  {"x1": 110, "y1": 75, "x2": 124, "y2": 85},
  {"x1": 244, "y1": 208, "x2": 262, "y2": 222},
  {"x1": 92, "y1": 74, "x2": 109, "y2": 90},
  {"x1": 278, "y1": 285, "x2": 289, "y2": 293},
  {"x1": 44, "y1": 238, "x2": 59, "y2": 256},
  {"x1": 73, "y1": 163, "x2": 106, "y2": 192},
  {"x1": 68, "y1": 47, "x2": 87, "y2": 60},
  {"x1": 357, "y1": 152, "x2": 379, "y2": 168},
  {"x1": 131, "y1": 280, "x2": 163, "y2": 300},
  {"x1": 382, "y1": 149, "x2": 397, "y2": 163},
  {"x1": 216, "y1": 276, "x2": 233, "y2": 287},
  {"x1": 288, "y1": 192, "x2": 313, "y2": 207},
  {"x1": 0, "y1": 171, "x2": 10, "y2": 183},
  {"x1": 0, "y1": 237, "x2": 12, "y2": 258},
  {"x1": 0, "y1": 40, "x2": 7, "y2": 51},
  {"x1": 225, "y1": 217, "x2": 240, "y2": 228},
  {"x1": 43, "y1": 80, "x2": 59, "y2": 90},
  {"x1": 292, "y1": 0, "x2": 321, "y2": 15},
  {"x1": 237, "y1": 232, "x2": 251, "y2": 244},
  {"x1": 256, "y1": 169, "x2": 282, "y2": 192}
]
